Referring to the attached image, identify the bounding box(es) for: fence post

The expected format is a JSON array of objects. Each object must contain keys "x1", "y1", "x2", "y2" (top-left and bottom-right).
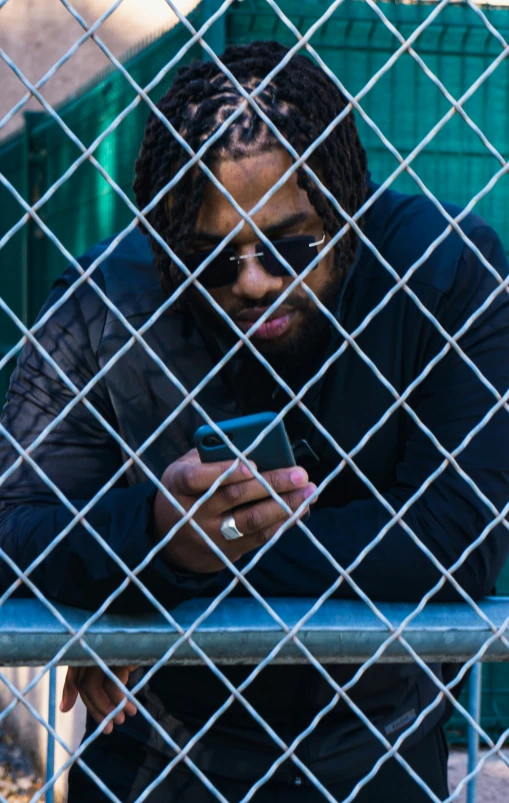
[
  {"x1": 45, "y1": 667, "x2": 57, "y2": 803},
  {"x1": 467, "y1": 662, "x2": 483, "y2": 803}
]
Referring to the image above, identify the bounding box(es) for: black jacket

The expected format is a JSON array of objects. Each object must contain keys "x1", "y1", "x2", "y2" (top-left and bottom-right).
[{"x1": 1, "y1": 182, "x2": 509, "y2": 784}]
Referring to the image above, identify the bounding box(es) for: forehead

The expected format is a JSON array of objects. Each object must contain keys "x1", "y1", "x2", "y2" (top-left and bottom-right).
[{"x1": 194, "y1": 148, "x2": 317, "y2": 239}]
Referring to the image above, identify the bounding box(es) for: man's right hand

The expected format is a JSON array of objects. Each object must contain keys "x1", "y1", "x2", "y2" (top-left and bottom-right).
[{"x1": 152, "y1": 449, "x2": 316, "y2": 573}]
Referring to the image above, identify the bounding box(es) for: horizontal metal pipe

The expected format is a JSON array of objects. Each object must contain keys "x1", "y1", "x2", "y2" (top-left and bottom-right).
[{"x1": 1, "y1": 597, "x2": 508, "y2": 666}]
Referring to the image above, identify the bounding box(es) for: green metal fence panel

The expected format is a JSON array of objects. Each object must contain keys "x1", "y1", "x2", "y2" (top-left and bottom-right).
[
  {"x1": 0, "y1": 128, "x2": 26, "y2": 409},
  {"x1": 0, "y1": 133, "x2": 25, "y2": 336},
  {"x1": 25, "y1": 10, "x2": 204, "y2": 308},
  {"x1": 230, "y1": 0, "x2": 509, "y2": 249}
]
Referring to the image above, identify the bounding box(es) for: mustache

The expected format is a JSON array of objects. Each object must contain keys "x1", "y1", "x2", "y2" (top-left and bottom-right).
[{"x1": 230, "y1": 293, "x2": 307, "y2": 318}]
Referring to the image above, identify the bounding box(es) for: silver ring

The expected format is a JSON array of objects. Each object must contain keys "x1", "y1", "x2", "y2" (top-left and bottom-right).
[{"x1": 220, "y1": 514, "x2": 244, "y2": 541}]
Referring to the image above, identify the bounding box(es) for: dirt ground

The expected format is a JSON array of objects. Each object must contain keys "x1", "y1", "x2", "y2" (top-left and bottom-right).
[{"x1": 0, "y1": 730, "x2": 41, "y2": 802}]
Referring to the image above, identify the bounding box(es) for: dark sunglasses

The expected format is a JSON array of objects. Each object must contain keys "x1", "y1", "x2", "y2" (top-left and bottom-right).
[{"x1": 176, "y1": 232, "x2": 326, "y2": 290}]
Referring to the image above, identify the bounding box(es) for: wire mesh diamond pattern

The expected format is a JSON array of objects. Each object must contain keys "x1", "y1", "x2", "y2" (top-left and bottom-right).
[{"x1": 1, "y1": 0, "x2": 509, "y2": 801}]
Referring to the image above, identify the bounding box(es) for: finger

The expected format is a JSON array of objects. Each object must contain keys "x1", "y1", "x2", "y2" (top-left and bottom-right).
[
  {"x1": 174, "y1": 457, "x2": 256, "y2": 497},
  {"x1": 60, "y1": 667, "x2": 81, "y2": 713},
  {"x1": 242, "y1": 509, "x2": 311, "y2": 552},
  {"x1": 81, "y1": 686, "x2": 125, "y2": 729},
  {"x1": 177, "y1": 448, "x2": 200, "y2": 465},
  {"x1": 79, "y1": 668, "x2": 127, "y2": 726},
  {"x1": 211, "y1": 467, "x2": 309, "y2": 515},
  {"x1": 232, "y1": 484, "x2": 317, "y2": 536},
  {"x1": 123, "y1": 666, "x2": 140, "y2": 715},
  {"x1": 78, "y1": 688, "x2": 116, "y2": 734},
  {"x1": 102, "y1": 670, "x2": 137, "y2": 718}
]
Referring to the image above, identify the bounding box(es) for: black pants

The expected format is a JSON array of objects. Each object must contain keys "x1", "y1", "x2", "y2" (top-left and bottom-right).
[{"x1": 68, "y1": 725, "x2": 449, "y2": 802}]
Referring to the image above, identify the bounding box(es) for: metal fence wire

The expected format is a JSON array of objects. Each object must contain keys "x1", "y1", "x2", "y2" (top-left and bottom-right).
[{"x1": 1, "y1": 0, "x2": 509, "y2": 801}]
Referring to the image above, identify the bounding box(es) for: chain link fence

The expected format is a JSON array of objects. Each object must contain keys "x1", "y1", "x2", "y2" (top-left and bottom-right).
[{"x1": 1, "y1": 0, "x2": 509, "y2": 801}]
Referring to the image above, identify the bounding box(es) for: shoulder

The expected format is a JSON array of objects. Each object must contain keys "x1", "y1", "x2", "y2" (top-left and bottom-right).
[
  {"x1": 56, "y1": 228, "x2": 164, "y2": 314},
  {"x1": 45, "y1": 229, "x2": 167, "y2": 352},
  {"x1": 361, "y1": 182, "x2": 506, "y2": 294}
]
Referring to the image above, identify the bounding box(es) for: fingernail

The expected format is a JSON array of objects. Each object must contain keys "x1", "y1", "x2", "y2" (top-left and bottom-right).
[
  {"x1": 240, "y1": 463, "x2": 252, "y2": 477},
  {"x1": 59, "y1": 702, "x2": 64, "y2": 712},
  {"x1": 290, "y1": 469, "x2": 307, "y2": 486},
  {"x1": 303, "y1": 484, "x2": 317, "y2": 500}
]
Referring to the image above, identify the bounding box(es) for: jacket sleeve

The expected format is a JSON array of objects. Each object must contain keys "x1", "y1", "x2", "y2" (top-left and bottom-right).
[
  {"x1": 0, "y1": 275, "x2": 214, "y2": 613},
  {"x1": 238, "y1": 226, "x2": 509, "y2": 603}
]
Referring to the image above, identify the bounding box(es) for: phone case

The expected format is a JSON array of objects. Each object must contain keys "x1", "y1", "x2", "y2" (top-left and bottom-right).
[{"x1": 194, "y1": 411, "x2": 296, "y2": 472}]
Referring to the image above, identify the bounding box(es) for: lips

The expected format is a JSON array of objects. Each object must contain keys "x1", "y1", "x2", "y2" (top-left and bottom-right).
[{"x1": 235, "y1": 307, "x2": 297, "y2": 340}]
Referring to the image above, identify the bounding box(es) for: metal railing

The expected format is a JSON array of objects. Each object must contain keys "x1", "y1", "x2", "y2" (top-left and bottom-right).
[{"x1": 0, "y1": 597, "x2": 505, "y2": 803}]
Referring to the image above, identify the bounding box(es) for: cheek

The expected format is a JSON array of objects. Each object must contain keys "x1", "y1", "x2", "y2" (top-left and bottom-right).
[
  {"x1": 301, "y1": 254, "x2": 335, "y2": 297},
  {"x1": 204, "y1": 288, "x2": 233, "y2": 314},
  {"x1": 210, "y1": 288, "x2": 228, "y2": 305}
]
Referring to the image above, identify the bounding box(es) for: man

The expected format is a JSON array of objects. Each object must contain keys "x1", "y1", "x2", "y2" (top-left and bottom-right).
[{"x1": 1, "y1": 40, "x2": 509, "y2": 802}]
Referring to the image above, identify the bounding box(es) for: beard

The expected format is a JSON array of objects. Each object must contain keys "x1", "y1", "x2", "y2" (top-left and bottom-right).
[
  {"x1": 192, "y1": 273, "x2": 343, "y2": 412},
  {"x1": 258, "y1": 302, "x2": 333, "y2": 385},
  {"x1": 236, "y1": 270, "x2": 342, "y2": 389}
]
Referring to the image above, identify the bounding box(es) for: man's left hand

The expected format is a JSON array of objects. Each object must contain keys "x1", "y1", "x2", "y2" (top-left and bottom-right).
[{"x1": 60, "y1": 666, "x2": 139, "y2": 734}]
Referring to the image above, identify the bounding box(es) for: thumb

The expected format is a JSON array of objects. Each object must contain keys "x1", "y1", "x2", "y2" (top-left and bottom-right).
[
  {"x1": 178, "y1": 448, "x2": 200, "y2": 465},
  {"x1": 60, "y1": 667, "x2": 80, "y2": 713}
]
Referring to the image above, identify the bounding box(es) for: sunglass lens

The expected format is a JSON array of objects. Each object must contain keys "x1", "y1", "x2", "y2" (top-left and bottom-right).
[
  {"x1": 259, "y1": 235, "x2": 319, "y2": 277},
  {"x1": 178, "y1": 249, "x2": 238, "y2": 289}
]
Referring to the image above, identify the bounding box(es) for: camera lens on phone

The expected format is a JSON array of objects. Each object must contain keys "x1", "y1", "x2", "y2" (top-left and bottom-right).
[{"x1": 203, "y1": 435, "x2": 223, "y2": 448}]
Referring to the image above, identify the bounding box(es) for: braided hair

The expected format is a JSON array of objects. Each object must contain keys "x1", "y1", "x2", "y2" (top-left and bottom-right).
[{"x1": 133, "y1": 40, "x2": 368, "y2": 302}]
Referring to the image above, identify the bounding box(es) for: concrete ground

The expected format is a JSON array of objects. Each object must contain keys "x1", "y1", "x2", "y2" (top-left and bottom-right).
[{"x1": 448, "y1": 749, "x2": 509, "y2": 803}]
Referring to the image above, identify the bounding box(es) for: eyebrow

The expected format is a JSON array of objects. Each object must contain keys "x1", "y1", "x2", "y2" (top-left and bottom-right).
[{"x1": 193, "y1": 212, "x2": 310, "y2": 244}]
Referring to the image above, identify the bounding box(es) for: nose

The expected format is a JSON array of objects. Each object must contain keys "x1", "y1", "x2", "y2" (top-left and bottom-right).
[{"x1": 230, "y1": 252, "x2": 284, "y2": 301}]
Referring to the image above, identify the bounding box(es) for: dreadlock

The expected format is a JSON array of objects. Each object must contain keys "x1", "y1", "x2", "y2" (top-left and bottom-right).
[{"x1": 133, "y1": 40, "x2": 368, "y2": 301}]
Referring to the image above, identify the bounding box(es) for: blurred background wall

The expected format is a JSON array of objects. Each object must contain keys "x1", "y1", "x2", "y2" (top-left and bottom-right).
[{"x1": 0, "y1": 0, "x2": 200, "y2": 140}]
